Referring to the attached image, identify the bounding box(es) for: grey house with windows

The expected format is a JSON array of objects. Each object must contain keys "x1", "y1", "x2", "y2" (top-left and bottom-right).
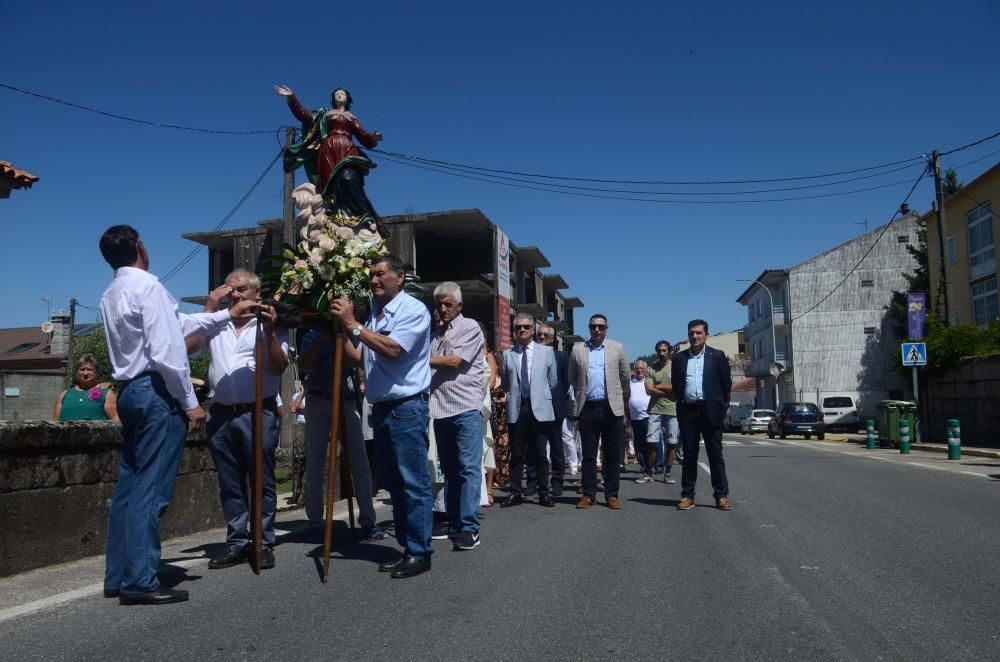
[{"x1": 737, "y1": 209, "x2": 921, "y2": 418}]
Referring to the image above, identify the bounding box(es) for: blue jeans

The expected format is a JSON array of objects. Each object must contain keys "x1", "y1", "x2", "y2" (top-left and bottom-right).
[
  {"x1": 434, "y1": 410, "x2": 483, "y2": 534},
  {"x1": 372, "y1": 395, "x2": 433, "y2": 559},
  {"x1": 104, "y1": 373, "x2": 188, "y2": 595},
  {"x1": 206, "y1": 404, "x2": 278, "y2": 551}
]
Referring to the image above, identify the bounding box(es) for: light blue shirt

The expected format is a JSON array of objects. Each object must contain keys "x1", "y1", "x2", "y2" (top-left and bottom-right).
[
  {"x1": 363, "y1": 291, "x2": 431, "y2": 403},
  {"x1": 586, "y1": 340, "x2": 607, "y2": 401},
  {"x1": 684, "y1": 348, "x2": 705, "y2": 402}
]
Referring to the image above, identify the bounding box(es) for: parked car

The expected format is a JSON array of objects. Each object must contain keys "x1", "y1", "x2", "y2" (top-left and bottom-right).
[
  {"x1": 724, "y1": 404, "x2": 754, "y2": 432},
  {"x1": 767, "y1": 402, "x2": 825, "y2": 440},
  {"x1": 740, "y1": 409, "x2": 775, "y2": 434},
  {"x1": 821, "y1": 395, "x2": 861, "y2": 432}
]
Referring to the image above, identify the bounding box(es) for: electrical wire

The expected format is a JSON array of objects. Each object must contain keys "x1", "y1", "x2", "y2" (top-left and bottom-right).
[
  {"x1": 376, "y1": 152, "x2": 926, "y2": 204},
  {"x1": 940, "y1": 129, "x2": 1000, "y2": 156},
  {"x1": 160, "y1": 149, "x2": 284, "y2": 283},
  {"x1": 0, "y1": 82, "x2": 273, "y2": 135},
  {"x1": 790, "y1": 166, "x2": 930, "y2": 321}
]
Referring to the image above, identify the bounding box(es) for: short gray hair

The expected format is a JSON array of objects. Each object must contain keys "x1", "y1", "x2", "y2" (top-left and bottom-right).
[
  {"x1": 433, "y1": 281, "x2": 463, "y2": 303},
  {"x1": 634, "y1": 360, "x2": 647, "y2": 369},
  {"x1": 514, "y1": 312, "x2": 534, "y2": 326},
  {"x1": 225, "y1": 268, "x2": 260, "y2": 291}
]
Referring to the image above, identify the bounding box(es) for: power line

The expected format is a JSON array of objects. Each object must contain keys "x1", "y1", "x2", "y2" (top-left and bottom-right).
[
  {"x1": 940, "y1": 129, "x2": 1000, "y2": 156},
  {"x1": 160, "y1": 149, "x2": 284, "y2": 283},
  {"x1": 0, "y1": 82, "x2": 273, "y2": 135},
  {"x1": 376, "y1": 152, "x2": 926, "y2": 204},
  {"x1": 790, "y1": 166, "x2": 930, "y2": 322}
]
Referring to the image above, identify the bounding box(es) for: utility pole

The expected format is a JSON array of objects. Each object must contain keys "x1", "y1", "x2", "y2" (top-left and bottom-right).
[
  {"x1": 931, "y1": 151, "x2": 950, "y2": 325},
  {"x1": 280, "y1": 127, "x2": 296, "y2": 452},
  {"x1": 65, "y1": 298, "x2": 77, "y2": 383}
]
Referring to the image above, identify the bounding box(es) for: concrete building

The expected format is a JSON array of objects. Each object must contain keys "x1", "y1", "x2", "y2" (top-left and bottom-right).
[
  {"x1": 737, "y1": 210, "x2": 922, "y2": 418},
  {"x1": 181, "y1": 208, "x2": 584, "y2": 352},
  {"x1": 926, "y1": 160, "x2": 1000, "y2": 327}
]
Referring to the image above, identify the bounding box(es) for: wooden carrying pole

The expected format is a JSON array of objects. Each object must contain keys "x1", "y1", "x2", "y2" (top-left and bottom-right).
[
  {"x1": 321, "y1": 330, "x2": 346, "y2": 582},
  {"x1": 252, "y1": 315, "x2": 265, "y2": 575}
]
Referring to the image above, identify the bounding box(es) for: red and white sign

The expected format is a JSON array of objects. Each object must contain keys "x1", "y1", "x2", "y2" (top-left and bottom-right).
[{"x1": 495, "y1": 229, "x2": 512, "y2": 351}]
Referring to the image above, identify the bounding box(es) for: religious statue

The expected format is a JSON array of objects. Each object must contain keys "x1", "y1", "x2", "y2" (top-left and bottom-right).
[{"x1": 267, "y1": 85, "x2": 389, "y2": 308}]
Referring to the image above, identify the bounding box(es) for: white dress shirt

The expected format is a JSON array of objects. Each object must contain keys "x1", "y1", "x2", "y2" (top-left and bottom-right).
[
  {"x1": 100, "y1": 267, "x2": 231, "y2": 411},
  {"x1": 206, "y1": 319, "x2": 289, "y2": 405}
]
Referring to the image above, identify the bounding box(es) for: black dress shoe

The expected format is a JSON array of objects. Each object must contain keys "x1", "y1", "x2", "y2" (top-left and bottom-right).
[
  {"x1": 390, "y1": 556, "x2": 431, "y2": 579},
  {"x1": 538, "y1": 495, "x2": 555, "y2": 507},
  {"x1": 378, "y1": 555, "x2": 407, "y2": 573},
  {"x1": 119, "y1": 587, "x2": 189, "y2": 606},
  {"x1": 103, "y1": 588, "x2": 120, "y2": 598},
  {"x1": 208, "y1": 548, "x2": 248, "y2": 569},
  {"x1": 259, "y1": 547, "x2": 275, "y2": 570},
  {"x1": 500, "y1": 494, "x2": 524, "y2": 508},
  {"x1": 550, "y1": 487, "x2": 563, "y2": 497}
]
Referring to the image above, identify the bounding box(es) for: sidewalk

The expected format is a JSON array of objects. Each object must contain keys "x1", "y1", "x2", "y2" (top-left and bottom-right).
[
  {"x1": 0, "y1": 493, "x2": 389, "y2": 624},
  {"x1": 828, "y1": 433, "x2": 1000, "y2": 459}
]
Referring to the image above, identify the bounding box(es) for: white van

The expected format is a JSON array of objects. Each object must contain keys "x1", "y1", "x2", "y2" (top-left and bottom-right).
[{"x1": 820, "y1": 395, "x2": 860, "y2": 432}]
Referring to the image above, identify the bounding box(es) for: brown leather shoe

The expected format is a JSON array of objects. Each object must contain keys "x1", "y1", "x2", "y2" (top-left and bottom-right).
[
  {"x1": 716, "y1": 497, "x2": 733, "y2": 511},
  {"x1": 677, "y1": 497, "x2": 696, "y2": 511},
  {"x1": 575, "y1": 495, "x2": 596, "y2": 509},
  {"x1": 606, "y1": 496, "x2": 622, "y2": 509}
]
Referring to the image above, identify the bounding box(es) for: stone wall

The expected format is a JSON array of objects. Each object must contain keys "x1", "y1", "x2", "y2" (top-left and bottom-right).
[
  {"x1": 0, "y1": 421, "x2": 224, "y2": 577},
  {"x1": 926, "y1": 354, "x2": 1000, "y2": 447}
]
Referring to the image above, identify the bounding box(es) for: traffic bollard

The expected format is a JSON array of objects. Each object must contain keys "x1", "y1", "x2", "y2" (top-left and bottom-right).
[
  {"x1": 866, "y1": 419, "x2": 876, "y2": 449},
  {"x1": 899, "y1": 418, "x2": 911, "y2": 454},
  {"x1": 947, "y1": 418, "x2": 961, "y2": 460}
]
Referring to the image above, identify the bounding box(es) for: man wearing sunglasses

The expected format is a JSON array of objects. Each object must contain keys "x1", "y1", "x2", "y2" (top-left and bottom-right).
[
  {"x1": 567, "y1": 314, "x2": 631, "y2": 509},
  {"x1": 500, "y1": 313, "x2": 559, "y2": 507}
]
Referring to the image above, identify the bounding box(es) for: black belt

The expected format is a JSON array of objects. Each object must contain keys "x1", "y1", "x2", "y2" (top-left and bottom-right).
[
  {"x1": 372, "y1": 392, "x2": 428, "y2": 409},
  {"x1": 584, "y1": 398, "x2": 608, "y2": 406},
  {"x1": 213, "y1": 396, "x2": 277, "y2": 414}
]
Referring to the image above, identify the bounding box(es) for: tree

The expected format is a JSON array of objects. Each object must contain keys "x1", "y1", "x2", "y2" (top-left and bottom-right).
[
  {"x1": 887, "y1": 227, "x2": 929, "y2": 350},
  {"x1": 942, "y1": 168, "x2": 962, "y2": 196}
]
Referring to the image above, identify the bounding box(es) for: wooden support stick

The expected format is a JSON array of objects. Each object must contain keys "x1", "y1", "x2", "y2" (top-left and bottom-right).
[
  {"x1": 252, "y1": 315, "x2": 265, "y2": 575},
  {"x1": 321, "y1": 329, "x2": 345, "y2": 583}
]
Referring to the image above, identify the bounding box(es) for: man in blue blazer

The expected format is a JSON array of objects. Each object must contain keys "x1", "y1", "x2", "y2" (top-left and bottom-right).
[
  {"x1": 671, "y1": 319, "x2": 733, "y2": 511},
  {"x1": 500, "y1": 313, "x2": 559, "y2": 507}
]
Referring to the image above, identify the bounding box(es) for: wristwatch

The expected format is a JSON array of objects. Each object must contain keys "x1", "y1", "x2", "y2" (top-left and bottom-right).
[{"x1": 351, "y1": 325, "x2": 363, "y2": 338}]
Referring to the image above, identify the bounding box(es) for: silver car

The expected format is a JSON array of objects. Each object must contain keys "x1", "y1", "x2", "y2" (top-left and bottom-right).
[{"x1": 741, "y1": 409, "x2": 775, "y2": 434}]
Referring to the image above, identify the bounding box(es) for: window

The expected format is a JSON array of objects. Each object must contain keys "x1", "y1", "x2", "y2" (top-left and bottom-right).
[
  {"x1": 972, "y1": 277, "x2": 998, "y2": 327},
  {"x1": 863, "y1": 327, "x2": 877, "y2": 335},
  {"x1": 5, "y1": 342, "x2": 39, "y2": 353},
  {"x1": 967, "y1": 202, "x2": 995, "y2": 280},
  {"x1": 946, "y1": 236, "x2": 957, "y2": 266},
  {"x1": 860, "y1": 279, "x2": 874, "y2": 287},
  {"x1": 897, "y1": 235, "x2": 909, "y2": 244},
  {"x1": 823, "y1": 397, "x2": 854, "y2": 408}
]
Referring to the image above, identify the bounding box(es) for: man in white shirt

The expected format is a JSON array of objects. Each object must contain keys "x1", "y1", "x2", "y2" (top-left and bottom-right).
[
  {"x1": 190, "y1": 269, "x2": 289, "y2": 571},
  {"x1": 98, "y1": 226, "x2": 256, "y2": 605}
]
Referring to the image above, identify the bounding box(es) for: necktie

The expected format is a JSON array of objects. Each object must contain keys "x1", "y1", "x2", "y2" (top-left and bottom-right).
[{"x1": 520, "y1": 348, "x2": 530, "y2": 399}]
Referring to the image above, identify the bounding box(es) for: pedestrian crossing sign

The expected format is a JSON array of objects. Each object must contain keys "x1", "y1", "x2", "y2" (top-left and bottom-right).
[{"x1": 901, "y1": 342, "x2": 927, "y2": 366}]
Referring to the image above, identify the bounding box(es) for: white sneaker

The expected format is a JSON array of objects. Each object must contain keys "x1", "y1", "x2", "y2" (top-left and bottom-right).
[
  {"x1": 663, "y1": 473, "x2": 676, "y2": 484},
  {"x1": 634, "y1": 475, "x2": 653, "y2": 484}
]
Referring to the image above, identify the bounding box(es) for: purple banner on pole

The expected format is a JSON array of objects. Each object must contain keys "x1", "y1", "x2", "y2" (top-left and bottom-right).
[{"x1": 907, "y1": 293, "x2": 926, "y2": 340}]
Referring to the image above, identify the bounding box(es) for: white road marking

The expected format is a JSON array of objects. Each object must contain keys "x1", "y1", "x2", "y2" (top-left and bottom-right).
[
  {"x1": 698, "y1": 461, "x2": 711, "y2": 474},
  {"x1": 722, "y1": 441, "x2": 741, "y2": 446},
  {"x1": 753, "y1": 440, "x2": 776, "y2": 446}
]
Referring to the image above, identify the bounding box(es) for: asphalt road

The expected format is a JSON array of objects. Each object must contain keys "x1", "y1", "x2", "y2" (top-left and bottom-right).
[{"x1": 2, "y1": 434, "x2": 999, "y2": 661}]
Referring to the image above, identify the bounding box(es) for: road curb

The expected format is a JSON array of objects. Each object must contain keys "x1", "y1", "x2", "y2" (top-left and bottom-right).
[{"x1": 909, "y1": 443, "x2": 1000, "y2": 459}]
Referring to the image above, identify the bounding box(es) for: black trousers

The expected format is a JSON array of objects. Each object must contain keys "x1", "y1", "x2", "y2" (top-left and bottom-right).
[
  {"x1": 579, "y1": 399, "x2": 623, "y2": 499},
  {"x1": 524, "y1": 416, "x2": 566, "y2": 493},
  {"x1": 509, "y1": 401, "x2": 553, "y2": 497},
  {"x1": 678, "y1": 403, "x2": 729, "y2": 499}
]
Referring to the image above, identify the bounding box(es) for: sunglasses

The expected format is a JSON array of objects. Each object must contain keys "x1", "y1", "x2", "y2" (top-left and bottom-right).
[
  {"x1": 514, "y1": 324, "x2": 533, "y2": 331},
  {"x1": 589, "y1": 324, "x2": 607, "y2": 330},
  {"x1": 538, "y1": 332, "x2": 554, "y2": 338}
]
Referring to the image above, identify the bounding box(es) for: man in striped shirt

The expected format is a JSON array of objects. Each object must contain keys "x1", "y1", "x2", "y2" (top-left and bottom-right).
[{"x1": 428, "y1": 282, "x2": 485, "y2": 551}]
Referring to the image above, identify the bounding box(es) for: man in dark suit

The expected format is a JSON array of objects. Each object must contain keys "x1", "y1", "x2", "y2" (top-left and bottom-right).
[{"x1": 670, "y1": 319, "x2": 733, "y2": 511}]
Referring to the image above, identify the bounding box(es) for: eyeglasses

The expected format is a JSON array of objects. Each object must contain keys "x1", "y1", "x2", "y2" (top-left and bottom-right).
[
  {"x1": 514, "y1": 324, "x2": 533, "y2": 331},
  {"x1": 538, "y1": 332, "x2": 554, "y2": 338},
  {"x1": 588, "y1": 324, "x2": 607, "y2": 330}
]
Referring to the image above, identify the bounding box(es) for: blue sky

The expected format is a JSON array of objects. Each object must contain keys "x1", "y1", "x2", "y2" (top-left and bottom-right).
[{"x1": 3, "y1": 0, "x2": 999, "y2": 357}]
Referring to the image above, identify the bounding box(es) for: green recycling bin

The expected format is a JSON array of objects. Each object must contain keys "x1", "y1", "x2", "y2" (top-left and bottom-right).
[{"x1": 875, "y1": 400, "x2": 918, "y2": 447}]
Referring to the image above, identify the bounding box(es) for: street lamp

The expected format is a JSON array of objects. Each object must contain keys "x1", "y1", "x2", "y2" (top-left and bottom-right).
[{"x1": 738, "y1": 278, "x2": 781, "y2": 408}]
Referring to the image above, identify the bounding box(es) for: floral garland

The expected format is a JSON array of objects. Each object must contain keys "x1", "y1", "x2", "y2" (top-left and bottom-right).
[{"x1": 266, "y1": 208, "x2": 387, "y2": 312}]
